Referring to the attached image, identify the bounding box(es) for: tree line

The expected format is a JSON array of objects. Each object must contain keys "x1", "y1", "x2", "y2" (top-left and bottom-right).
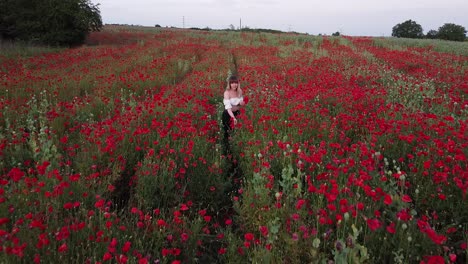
[
  {"x1": 0, "y1": 0, "x2": 102, "y2": 47},
  {"x1": 392, "y1": 20, "x2": 466, "y2": 41}
]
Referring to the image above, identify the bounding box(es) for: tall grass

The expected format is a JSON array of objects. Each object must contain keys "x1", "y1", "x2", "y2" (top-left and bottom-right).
[{"x1": 373, "y1": 37, "x2": 468, "y2": 56}]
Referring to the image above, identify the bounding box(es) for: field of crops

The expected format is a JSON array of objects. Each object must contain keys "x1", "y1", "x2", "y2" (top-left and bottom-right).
[{"x1": 1, "y1": 26, "x2": 467, "y2": 263}]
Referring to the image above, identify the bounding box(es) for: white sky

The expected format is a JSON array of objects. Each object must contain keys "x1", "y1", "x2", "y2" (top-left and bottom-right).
[{"x1": 91, "y1": 0, "x2": 468, "y2": 36}]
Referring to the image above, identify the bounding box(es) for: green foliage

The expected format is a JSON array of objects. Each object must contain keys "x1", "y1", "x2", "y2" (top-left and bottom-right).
[
  {"x1": 426, "y1": 29, "x2": 439, "y2": 39},
  {"x1": 392, "y1": 20, "x2": 424, "y2": 39},
  {"x1": 437, "y1": 23, "x2": 467, "y2": 42},
  {"x1": 0, "y1": 0, "x2": 102, "y2": 46}
]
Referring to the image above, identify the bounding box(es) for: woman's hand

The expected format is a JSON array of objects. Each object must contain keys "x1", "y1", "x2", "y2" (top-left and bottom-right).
[{"x1": 232, "y1": 118, "x2": 238, "y2": 125}]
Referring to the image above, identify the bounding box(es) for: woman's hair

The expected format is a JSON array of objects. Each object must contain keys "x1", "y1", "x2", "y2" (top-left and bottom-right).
[
  {"x1": 226, "y1": 75, "x2": 241, "y2": 93},
  {"x1": 228, "y1": 75, "x2": 239, "y2": 83}
]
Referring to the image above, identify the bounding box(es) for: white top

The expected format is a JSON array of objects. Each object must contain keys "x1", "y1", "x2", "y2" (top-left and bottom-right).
[{"x1": 223, "y1": 97, "x2": 243, "y2": 110}]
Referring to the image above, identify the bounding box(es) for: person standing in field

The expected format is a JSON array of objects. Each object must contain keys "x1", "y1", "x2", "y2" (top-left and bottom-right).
[{"x1": 222, "y1": 75, "x2": 245, "y2": 155}]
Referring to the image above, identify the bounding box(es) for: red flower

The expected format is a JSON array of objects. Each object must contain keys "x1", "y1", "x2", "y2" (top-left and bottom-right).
[
  {"x1": 122, "y1": 241, "x2": 131, "y2": 253},
  {"x1": 259, "y1": 226, "x2": 269, "y2": 237},
  {"x1": 366, "y1": 218, "x2": 382, "y2": 231},
  {"x1": 422, "y1": 255, "x2": 445, "y2": 264},
  {"x1": 180, "y1": 204, "x2": 189, "y2": 211},
  {"x1": 103, "y1": 252, "x2": 112, "y2": 261},
  {"x1": 8, "y1": 167, "x2": 24, "y2": 182},
  {"x1": 218, "y1": 248, "x2": 227, "y2": 255},
  {"x1": 461, "y1": 242, "x2": 467, "y2": 250},
  {"x1": 0, "y1": 218, "x2": 9, "y2": 225},
  {"x1": 449, "y1": 254, "x2": 457, "y2": 262},
  {"x1": 138, "y1": 258, "x2": 148, "y2": 264},
  {"x1": 157, "y1": 219, "x2": 166, "y2": 227},
  {"x1": 110, "y1": 237, "x2": 118, "y2": 247},
  {"x1": 386, "y1": 222, "x2": 396, "y2": 234},
  {"x1": 131, "y1": 207, "x2": 139, "y2": 214},
  {"x1": 384, "y1": 194, "x2": 392, "y2": 205},
  {"x1": 296, "y1": 199, "x2": 306, "y2": 209},
  {"x1": 396, "y1": 209, "x2": 411, "y2": 221},
  {"x1": 116, "y1": 254, "x2": 128, "y2": 264},
  {"x1": 69, "y1": 174, "x2": 80, "y2": 181},
  {"x1": 36, "y1": 161, "x2": 50, "y2": 175},
  {"x1": 34, "y1": 254, "x2": 40, "y2": 264},
  {"x1": 244, "y1": 233, "x2": 254, "y2": 241},
  {"x1": 60, "y1": 136, "x2": 68, "y2": 144},
  {"x1": 95, "y1": 199, "x2": 105, "y2": 208},
  {"x1": 401, "y1": 194, "x2": 412, "y2": 203},
  {"x1": 356, "y1": 202, "x2": 365, "y2": 210},
  {"x1": 58, "y1": 243, "x2": 68, "y2": 253}
]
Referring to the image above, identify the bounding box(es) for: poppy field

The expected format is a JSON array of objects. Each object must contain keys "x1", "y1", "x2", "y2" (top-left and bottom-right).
[{"x1": 1, "y1": 26, "x2": 467, "y2": 263}]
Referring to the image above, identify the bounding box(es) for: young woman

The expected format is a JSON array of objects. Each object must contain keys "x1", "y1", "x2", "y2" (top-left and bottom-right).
[{"x1": 222, "y1": 75, "x2": 245, "y2": 153}]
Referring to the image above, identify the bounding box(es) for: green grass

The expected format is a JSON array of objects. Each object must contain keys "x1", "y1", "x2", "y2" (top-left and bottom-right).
[
  {"x1": 373, "y1": 37, "x2": 468, "y2": 56},
  {"x1": 0, "y1": 40, "x2": 63, "y2": 62}
]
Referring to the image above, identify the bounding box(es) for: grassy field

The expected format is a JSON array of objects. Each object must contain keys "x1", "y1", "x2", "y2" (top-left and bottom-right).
[{"x1": 1, "y1": 26, "x2": 467, "y2": 263}]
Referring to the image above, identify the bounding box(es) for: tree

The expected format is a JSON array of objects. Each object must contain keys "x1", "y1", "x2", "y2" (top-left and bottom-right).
[
  {"x1": 437, "y1": 23, "x2": 466, "y2": 42},
  {"x1": 392, "y1": 19, "x2": 424, "y2": 39},
  {"x1": 0, "y1": 0, "x2": 102, "y2": 46},
  {"x1": 332, "y1": 31, "x2": 340, "y2": 36},
  {"x1": 426, "y1": 29, "x2": 438, "y2": 39}
]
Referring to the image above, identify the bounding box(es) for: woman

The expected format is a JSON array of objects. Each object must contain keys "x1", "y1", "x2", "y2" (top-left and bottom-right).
[{"x1": 222, "y1": 75, "x2": 245, "y2": 153}]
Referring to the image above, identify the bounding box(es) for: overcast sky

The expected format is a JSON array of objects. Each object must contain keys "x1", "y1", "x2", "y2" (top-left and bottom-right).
[{"x1": 91, "y1": 0, "x2": 468, "y2": 36}]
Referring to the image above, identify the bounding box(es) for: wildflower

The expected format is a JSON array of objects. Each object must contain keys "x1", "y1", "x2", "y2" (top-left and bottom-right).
[
  {"x1": 103, "y1": 252, "x2": 112, "y2": 261},
  {"x1": 8, "y1": 167, "x2": 24, "y2": 182},
  {"x1": 366, "y1": 218, "x2": 382, "y2": 231},
  {"x1": 259, "y1": 226, "x2": 269, "y2": 237},
  {"x1": 58, "y1": 243, "x2": 68, "y2": 253},
  {"x1": 138, "y1": 258, "x2": 148, "y2": 264},
  {"x1": 122, "y1": 241, "x2": 131, "y2": 253},
  {"x1": 401, "y1": 194, "x2": 412, "y2": 203},
  {"x1": 292, "y1": 233, "x2": 299, "y2": 241},
  {"x1": 386, "y1": 222, "x2": 396, "y2": 234},
  {"x1": 449, "y1": 254, "x2": 456, "y2": 262},
  {"x1": 244, "y1": 233, "x2": 254, "y2": 241},
  {"x1": 384, "y1": 194, "x2": 393, "y2": 205}
]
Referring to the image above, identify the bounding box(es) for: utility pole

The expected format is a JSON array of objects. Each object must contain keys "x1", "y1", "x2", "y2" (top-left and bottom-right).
[{"x1": 239, "y1": 18, "x2": 242, "y2": 30}]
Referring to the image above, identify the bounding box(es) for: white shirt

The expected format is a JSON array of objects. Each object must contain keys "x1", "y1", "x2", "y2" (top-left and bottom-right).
[{"x1": 223, "y1": 97, "x2": 243, "y2": 110}]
